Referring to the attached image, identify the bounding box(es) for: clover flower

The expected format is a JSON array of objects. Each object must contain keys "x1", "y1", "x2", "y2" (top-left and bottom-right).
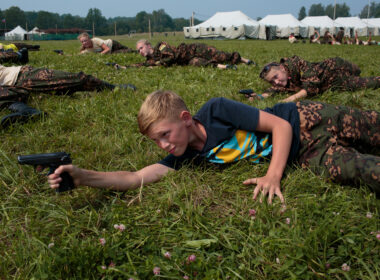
[
  {"x1": 153, "y1": 266, "x2": 160, "y2": 275},
  {"x1": 99, "y1": 238, "x2": 106, "y2": 246},
  {"x1": 188, "y1": 254, "x2": 196, "y2": 263},
  {"x1": 366, "y1": 212, "x2": 373, "y2": 219},
  {"x1": 341, "y1": 263, "x2": 350, "y2": 271},
  {"x1": 249, "y1": 209, "x2": 256, "y2": 216},
  {"x1": 164, "y1": 251, "x2": 171, "y2": 259}
]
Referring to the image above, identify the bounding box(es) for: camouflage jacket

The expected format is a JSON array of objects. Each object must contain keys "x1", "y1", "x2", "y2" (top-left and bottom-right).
[
  {"x1": 133, "y1": 42, "x2": 178, "y2": 67},
  {"x1": 263, "y1": 55, "x2": 355, "y2": 97}
]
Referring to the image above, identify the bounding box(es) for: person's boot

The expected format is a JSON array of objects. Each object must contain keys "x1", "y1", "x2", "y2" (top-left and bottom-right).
[
  {"x1": 0, "y1": 102, "x2": 45, "y2": 128},
  {"x1": 17, "y1": 48, "x2": 29, "y2": 64}
]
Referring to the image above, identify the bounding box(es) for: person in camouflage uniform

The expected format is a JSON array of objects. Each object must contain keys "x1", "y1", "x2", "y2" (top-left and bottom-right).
[
  {"x1": 110, "y1": 39, "x2": 254, "y2": 69},
  {"x1": 0, "y1": 65, "x2": 136, "y2": 128},
  {"x1": 296, "y1": 100, "x2": 380, "y2": 193},
  {"x1": 0, "y1": 48, "x2": 29, "y2": 64},
  {"x1": 243, "y1": 55, "x2": 380, "y2": 102}
]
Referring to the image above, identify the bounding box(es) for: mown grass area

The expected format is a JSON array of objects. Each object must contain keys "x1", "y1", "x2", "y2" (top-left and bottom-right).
[{"x1": 0, "y1": 34, "x2": 379, "y2": 279}]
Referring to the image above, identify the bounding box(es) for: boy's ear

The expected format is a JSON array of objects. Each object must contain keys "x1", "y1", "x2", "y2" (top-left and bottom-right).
[{"x1": 179, "y1": 111, "x2": 192, "y2": 125}]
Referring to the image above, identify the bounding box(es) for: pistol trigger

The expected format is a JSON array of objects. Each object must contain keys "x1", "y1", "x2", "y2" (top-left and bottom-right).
[{"x1": 47, "y1": 166, "x2": 55, "y2": 176}]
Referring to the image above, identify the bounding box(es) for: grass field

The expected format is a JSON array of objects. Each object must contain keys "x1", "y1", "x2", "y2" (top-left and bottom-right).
[{"x1": 1, "y1": 34, "x2": 379, "y2": 279}]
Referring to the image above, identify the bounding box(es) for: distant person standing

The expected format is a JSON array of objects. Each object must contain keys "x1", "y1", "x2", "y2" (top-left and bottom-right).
[{"x1": 77, "y1": 32, "x2": 136, "y2": 54}]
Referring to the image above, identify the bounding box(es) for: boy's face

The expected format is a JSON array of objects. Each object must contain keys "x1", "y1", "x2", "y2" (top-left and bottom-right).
[
  {"x1": 79, "y1": 36, "x2": 92, "y2": 48},
  {"x1": 136, "y1": 42, "x2": 152, "y2": 57},
  {"x1": 147, "y1": 117, "x2": 190, "y2": 157},
  {"x1": 265, "y1": 66, "x2": 288, "y2": 87}
]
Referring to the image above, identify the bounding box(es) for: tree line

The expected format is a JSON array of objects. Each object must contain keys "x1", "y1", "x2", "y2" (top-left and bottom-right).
[
  {"x1": 0, "y1": 6, "x2": 201, "y2": 35},
  {"x1": 298, "y1": 2, "x2": 380, "y2": 20},
  {"x1": 1, "y1": 3, "x2": 379, "y2": 36}
]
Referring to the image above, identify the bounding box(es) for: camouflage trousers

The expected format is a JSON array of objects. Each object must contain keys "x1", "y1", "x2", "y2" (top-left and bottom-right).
[
  {"x1": 0, "y1": 51, "x2": 20, "y2": 64},
  {"x1": 176, "y1": 43, "x2": 241, "y2": 67},
  {"x1": 320, "y1": 57, "x2": 380, "y2": 91},
  {"x1": 296, "y1": 100, "x2": 380, "y2": 194},
  {"x1": 111, "y1": 40, "x2": 136, "y2": 54},
  {"x1": 337, "y1": 76, "x2": 380, "y2": 91},
  {"x1": 0, "y1": 66, "x2": 114, "y2": 109}
]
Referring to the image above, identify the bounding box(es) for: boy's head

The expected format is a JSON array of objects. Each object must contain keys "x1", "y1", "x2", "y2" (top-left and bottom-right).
[
  {"x1": 136, "y1": 39, "x2": 153, "y2": 57},
  {"x1": 138, "y1": 90, "x2": 193, "y2": 156},
  {"x1": 78, "y1": 32, "x2": 92, "y2": 48},
  {"x1": 259, "y1": 63, "x2": 288, "y2": 87},
  {"x1": 138, "y1": 90, "x2": 189, "y2": 136}
]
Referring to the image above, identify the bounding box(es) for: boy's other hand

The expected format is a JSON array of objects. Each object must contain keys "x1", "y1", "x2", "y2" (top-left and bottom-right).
[
  {"x1": 243, "y1": 176, "x2": 285, "y2": 205},
  {"x1": 48, "y1": 164, "x2": 81, "y2": 190}
]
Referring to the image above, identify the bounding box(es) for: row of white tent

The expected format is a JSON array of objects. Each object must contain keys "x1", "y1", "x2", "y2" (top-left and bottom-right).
[
  {"x1": 4, "y1": 26, "x2": 45, "y2": 41},
  {"x1": 184, "y1": 11, "x2": 380, "y2": 40}
]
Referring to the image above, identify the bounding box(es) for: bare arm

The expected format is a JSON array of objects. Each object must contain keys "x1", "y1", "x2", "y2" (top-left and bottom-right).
[
  {"x1": 48, "y1": 163, "x2": 172, "y2": 191},
  {"x1": 100, "y1": 43, "x2": 111, "y2": 54},
  {"x1": 315, "y1": 30, "x2": 320, "y2": 40},
  {"x1": 243, "y1": 110, "x2": 293, "y2": 204},
  {"x1": 281, "y1": 89, "x2": 307, "y2": 102}
]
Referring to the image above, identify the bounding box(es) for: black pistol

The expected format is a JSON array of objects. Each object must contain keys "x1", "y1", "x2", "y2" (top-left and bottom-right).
[{"x1": 18, "y1": 152, "x2": 74, "y2": 193}]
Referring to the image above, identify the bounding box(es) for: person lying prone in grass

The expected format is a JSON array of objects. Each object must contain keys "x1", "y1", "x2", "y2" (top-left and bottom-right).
[
  {"x1": 242, "y1": 55, "x2": 380, "y2": 102},
  {"x1": 48, "y1": 90, "x2": 380, "y2": 204}
]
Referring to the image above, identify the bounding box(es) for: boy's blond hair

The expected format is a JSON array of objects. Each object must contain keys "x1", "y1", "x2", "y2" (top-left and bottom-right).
[
  {"x1": 77, "y1": 32, "x2": 90, "y2": 40},
  {"x1": 138, "y1": 90, "x2": 188, "y2": 135},
  {"x1": 136, "y1": 39, "x2": 151, "y2": 48}
]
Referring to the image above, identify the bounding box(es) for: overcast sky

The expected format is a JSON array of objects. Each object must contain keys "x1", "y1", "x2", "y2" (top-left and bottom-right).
[{"x1": 0, "y1": 0, "x2": 372, "y2": 20}]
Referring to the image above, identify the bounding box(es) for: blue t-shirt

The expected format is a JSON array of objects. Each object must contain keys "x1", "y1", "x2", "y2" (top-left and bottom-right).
[{"x1": 159, "y1": 97, "x2": 300, "y2": 170}]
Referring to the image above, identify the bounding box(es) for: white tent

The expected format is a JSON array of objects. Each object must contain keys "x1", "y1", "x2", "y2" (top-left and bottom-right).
[
  {"x1": 334, "y1": 16, "x2": 375, "y2": 36},
  {"x1": 361, "y1": 18, "x2": 380, "y2": 35},
  {"x1": 184, "y1": 11, "x2": 261, "y2": 39},
  {"x1": 28, "y1": 27, "x2": 44, "y2": 35},
  {"x1": 259, "y1": 14, "x2": 308, "y2": 38},
  {"x1": 5, "y1": 25, "x2": 28, "y2": 41},
  {"x1": 301, "y1": 16, "x2": 343, "y2": 36}
]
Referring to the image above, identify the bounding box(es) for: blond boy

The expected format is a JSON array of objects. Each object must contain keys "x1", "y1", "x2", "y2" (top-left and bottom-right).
[{"x1": 48, "y1": 90, "x2": 380, "y2": 200}]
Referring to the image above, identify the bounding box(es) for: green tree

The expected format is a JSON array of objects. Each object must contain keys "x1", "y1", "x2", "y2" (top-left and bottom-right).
[
  {"x1": 85, "y1": 8, "x2": 107, "y2": 35},
  {"x1": 151, "y1": 9, "x2": 174, "y2": 32},
  {"x1": 298, "y1": 6, "x2": 307, "y2": 20},
  {"x1": 360, "y1": 2, "x2": 380, "y2": 18},
  {"x1": 173, "y1": 17, "x2": 190, "y2": 31},
  {"x1": 25, "y1": 11, "x2": 38, "y2": 29},
  {"x1": 61, "y1": 14, "x2": 85, "y2": 29},
  {"x1": 308, "y1": 3, "x2": 325, "y2": 16},
  {"x1": 325, "y1": 3, "x2": 351, "y2": 19},
  {"x1": 135, "y1": 11, "x2": 149, "y2": 33},
  {"x1": 4, "y1": 6, "x2": 26, "y2": 29},
  {"x1": 35, "y1": 11, "x2": 60, "y2": 29}
]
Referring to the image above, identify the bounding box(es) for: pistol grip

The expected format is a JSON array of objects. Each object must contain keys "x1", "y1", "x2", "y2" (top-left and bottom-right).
[
  {"x1": 57, "y1": 172, "x2": 75, "y2": 193},
  {"x1": 48, "y1": 167, "x2": 75, "y2": 193}
]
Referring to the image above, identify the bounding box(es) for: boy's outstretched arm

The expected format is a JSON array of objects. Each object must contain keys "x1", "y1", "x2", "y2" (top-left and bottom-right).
[
  {"x1": 48, "y1": 163, "x2": 172, "y2": 191},
  {"x1": 282, "y1": 89, "x2": 307, "y2": 102},
  {"x1": 243, "y1": 110, "x2": 292, "y2": 204}
]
